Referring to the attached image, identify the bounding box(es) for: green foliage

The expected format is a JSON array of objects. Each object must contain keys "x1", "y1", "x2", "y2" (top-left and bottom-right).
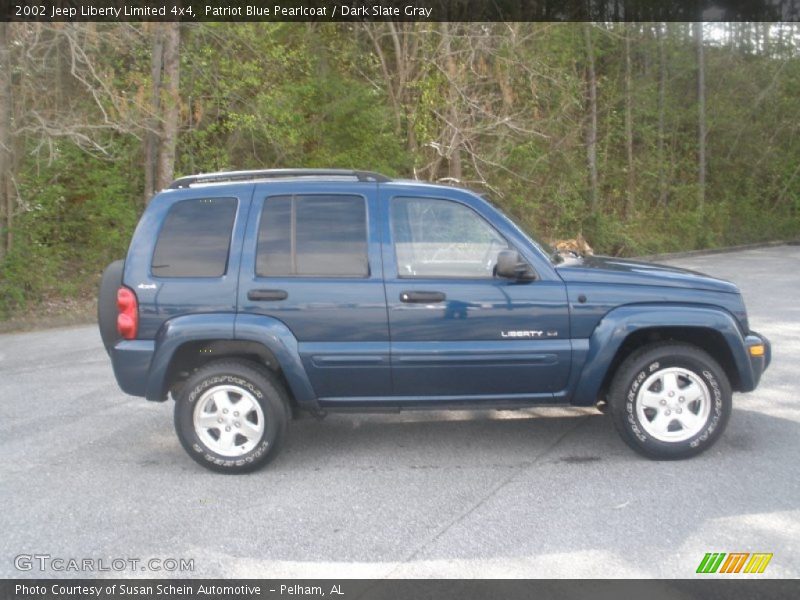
[
  {"x1": 177, "y1": 23, "x2": 410, "y2": 176},
  {"x1": 0, "y1": 141, "x2": 140, "y2": 318},
  {"x1": 3, "y1": 22, "x2": 800, "y2": 320}
]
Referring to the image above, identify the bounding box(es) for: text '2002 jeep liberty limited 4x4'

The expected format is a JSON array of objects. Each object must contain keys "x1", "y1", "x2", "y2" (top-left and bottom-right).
[{"x1": 98, "y1": 169, "x2": 771, "y2": 473}]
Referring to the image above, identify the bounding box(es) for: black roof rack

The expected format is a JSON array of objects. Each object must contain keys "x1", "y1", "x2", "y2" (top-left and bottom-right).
[{"x1": 169, "y1": 169, "x2": 392, "y2": 189}]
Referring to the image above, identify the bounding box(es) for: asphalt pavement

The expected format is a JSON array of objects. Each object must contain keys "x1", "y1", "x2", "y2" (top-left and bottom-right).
[{"x1": 1, "y1": 246, "x2": 798, "y2": 578}]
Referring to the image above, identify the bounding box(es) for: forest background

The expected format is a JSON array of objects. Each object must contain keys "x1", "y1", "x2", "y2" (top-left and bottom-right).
[{"x1": 1, "y1": 22, "x2": 798, "y2": 322}]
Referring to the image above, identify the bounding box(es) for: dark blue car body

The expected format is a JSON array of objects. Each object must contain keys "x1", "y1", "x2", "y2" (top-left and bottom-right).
[{"x1": 109, "y1": 173, "x2": 770, "y2": 418}]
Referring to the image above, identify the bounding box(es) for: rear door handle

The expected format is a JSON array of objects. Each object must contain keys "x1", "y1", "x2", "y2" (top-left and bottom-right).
[
  {"x1": 248, "y1": 289, "x2": 288, "y2": 301},
  {"x1": 400, "y1": 290, "x2": 446, "y2": 303}
]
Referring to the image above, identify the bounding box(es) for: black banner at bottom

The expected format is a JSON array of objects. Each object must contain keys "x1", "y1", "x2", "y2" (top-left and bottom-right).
[{"x1": 2, "y1": 579, "x2": 798, "y2": 600}]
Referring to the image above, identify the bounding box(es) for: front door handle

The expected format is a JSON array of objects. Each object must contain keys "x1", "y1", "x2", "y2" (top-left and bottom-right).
[
  {"x1": 400, "y1": 290, "x2": 446, "y2": 303},
  {"x1": 248, "y1": 289, "x2": 288, "y2": 301}
]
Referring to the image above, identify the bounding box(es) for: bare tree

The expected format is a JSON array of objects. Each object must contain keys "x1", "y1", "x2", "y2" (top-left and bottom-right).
[
  {"x1": 144, "y1": 24, "x2": 164, "y2": 201},
  {"x1": 156, "y1": 22, "x2": 181, "y2": 191},
  {"x1": 0, "y1": 22, "x2": 11, "y2": 258},
  {"x1": 694, "y1": 21, "x2": 706, "y2": 213},
  {"x1": 657, "y1": 23, "x2": 668, "y2": 207},
  {"x1": 584, "y1": 24, "x2": 599, "y2": 214},
  {"x1": 624, "y1": 24, "x2": 635, "y2": 218},
  {"x1": 0, "y1": 23, "x2": 16, "y2": 261},
  {"x1": 23, "y1": 24, "x2": 147, "y2": 155},
  {"x1": 362, "y1": 23, "x2": 423, "y2": 154},
  {"x1": 441, "y1": 23, "x2": 462, "y2": 181},
  {"x1": 142, "y1": 23, "x2": 182, "y2": 200},
  {"x1": 0, "y1": 22, "x2": 168, "y2": 230}
]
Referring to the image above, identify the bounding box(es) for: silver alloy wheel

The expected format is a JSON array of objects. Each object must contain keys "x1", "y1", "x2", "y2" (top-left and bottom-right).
[
  {"x1": 193, "y1": 385, "x2": 265, "y2": 457},
  {"x1": 635, "y1": 367, "x2": 711, "y2": 443}
]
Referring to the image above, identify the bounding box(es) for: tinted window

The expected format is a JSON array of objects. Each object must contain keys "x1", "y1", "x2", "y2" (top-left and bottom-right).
[
  {"x1": 391, "y1": 197, "x2": 507, "y2": 278},
  {"x1": 257, "y1": 195, "x2": 368, "y2": 277},
  {"x1": 151, "y1": 198, "x2": 237, "y2": 277}
]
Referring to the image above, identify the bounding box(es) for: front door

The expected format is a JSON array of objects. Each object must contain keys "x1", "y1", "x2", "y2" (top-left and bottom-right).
[
  {"x1": 238, "y1": 181, "x2": 390, "y2": 400},
  {"x1": 382, "y1": 192, "x2": 571, "y2": 401}
]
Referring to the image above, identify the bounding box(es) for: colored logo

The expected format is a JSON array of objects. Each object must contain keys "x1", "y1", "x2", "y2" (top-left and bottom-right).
[{"x1": 696, "y1": 552, "x2": 773, "y2": 574}]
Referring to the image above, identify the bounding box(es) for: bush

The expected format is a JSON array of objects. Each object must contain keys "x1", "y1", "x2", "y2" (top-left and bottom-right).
[{"x1": 0, "y1": 141, "x2": 141, "y2": 318}]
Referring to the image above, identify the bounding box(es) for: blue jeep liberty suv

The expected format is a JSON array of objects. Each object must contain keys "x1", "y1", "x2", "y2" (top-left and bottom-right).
[{"x1": 98, "y1": 169, "x2": 771, "y2": 473}]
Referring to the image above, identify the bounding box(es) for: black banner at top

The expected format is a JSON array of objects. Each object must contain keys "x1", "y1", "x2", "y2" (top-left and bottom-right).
[{"x1": 4, "y1": 0, "x2": 800, "y2": 22}]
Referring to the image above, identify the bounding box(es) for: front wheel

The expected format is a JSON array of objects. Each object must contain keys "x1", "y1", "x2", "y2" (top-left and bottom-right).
[
  {"x1": 174, "y1": 360, "x2": 289, "y2": 473},
  {"x1": 609, "y1": 343, "x2": 732, "y2": 459}
]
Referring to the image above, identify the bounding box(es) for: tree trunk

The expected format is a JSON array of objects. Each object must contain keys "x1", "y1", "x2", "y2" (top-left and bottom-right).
[
  {"x1": 584, "y1": 24, "x2": 599, "y2": 214},
  {"x1": 441, "y1": 23, "x2": 462, "y2": 181},
  {"x1": 156, "y1": 22, "x2": 180, "y2": 191},
  {"x1": 144, "y1": 25, "x2": 163, "y2": 203},
  {"x1": 657, "y1": 23, "x2": 668, "y2": 207},
  {"x1": 0, "y1": 23, "x2": 11, "y2": 258},
  {"x1": 694, "y1": 22, "x2": 706, "y2": 213},
  {"x1": 624, "y1": 25, "x2": 635, "y2": 218},
  {"x1": 364, "y1": 24, "x2": 403, "y2": 138}
]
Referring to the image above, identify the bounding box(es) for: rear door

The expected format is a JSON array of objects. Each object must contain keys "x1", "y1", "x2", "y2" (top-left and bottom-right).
[
  {"x1": 381, "y1": 188, "x2": 571, "y2": 401},
  {"x1": 127, "y1": 185, "x2": 252, "y2": 340},
  {"x1": 238, "y1": 181, "x2": 390, "y2": 400}
]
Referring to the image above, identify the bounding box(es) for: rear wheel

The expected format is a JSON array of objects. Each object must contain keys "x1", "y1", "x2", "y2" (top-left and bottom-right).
[
  {"x1": 174, "y1": 360, "x2": 289, "y2": 473},
  {"x1": 609, "y1": 343, "x2": 731, "y2": 459}
]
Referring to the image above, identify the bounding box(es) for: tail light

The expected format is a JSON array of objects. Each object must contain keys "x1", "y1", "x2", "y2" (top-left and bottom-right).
[{"x1": 116, "y1": 286, "x2": 138, "y2": 340}]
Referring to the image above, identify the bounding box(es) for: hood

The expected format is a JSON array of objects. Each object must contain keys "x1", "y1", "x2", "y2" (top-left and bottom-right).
[{"x1": 555, "y1": 255, "x2": 740, "y2": 294}]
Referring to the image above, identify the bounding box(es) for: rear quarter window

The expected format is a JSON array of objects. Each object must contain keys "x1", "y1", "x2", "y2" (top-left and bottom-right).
[{"x1": 151, "y1": 198, "x2": 237, "y2": 278}]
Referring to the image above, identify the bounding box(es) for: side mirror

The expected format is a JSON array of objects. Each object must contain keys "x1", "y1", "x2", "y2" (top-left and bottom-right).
[{"x1": 496, "y1": 249, "x2": 536, "y2": 280}]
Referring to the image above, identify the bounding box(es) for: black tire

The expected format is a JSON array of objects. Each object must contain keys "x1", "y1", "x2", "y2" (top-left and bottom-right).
[
  {"x1": 98, "y1": 260, "x2": 124, "y2": 355},
  {"x1": 174, "y1": 360, "x2": 290, "y2": 474},
  {"x1": 608, "y1": 342, "x2": 732, "y2": 460}
]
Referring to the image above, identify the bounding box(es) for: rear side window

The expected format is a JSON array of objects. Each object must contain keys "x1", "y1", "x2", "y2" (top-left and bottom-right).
[
  {"x1": 151, "y1": 198, "x2": 237, "y2": 278},
  {"x1": 257, "y1": 195, "x2": 368, "y2": 277}
]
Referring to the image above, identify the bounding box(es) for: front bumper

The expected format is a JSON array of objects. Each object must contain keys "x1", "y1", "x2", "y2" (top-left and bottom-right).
[{"x1": 744, "y1": 330, "x2": 771, "y2": 389}]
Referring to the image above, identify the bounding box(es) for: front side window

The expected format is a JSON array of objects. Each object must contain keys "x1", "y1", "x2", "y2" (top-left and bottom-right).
[
  {"x1": 391, "y1": 197, "x2": 508, "y2": 278},
  {"x1": 257, "y1": 195, "x2": 368, "y2": 277},
  {"x1": 151, "y1": 198, "x2": 237, "y2": 277}
]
